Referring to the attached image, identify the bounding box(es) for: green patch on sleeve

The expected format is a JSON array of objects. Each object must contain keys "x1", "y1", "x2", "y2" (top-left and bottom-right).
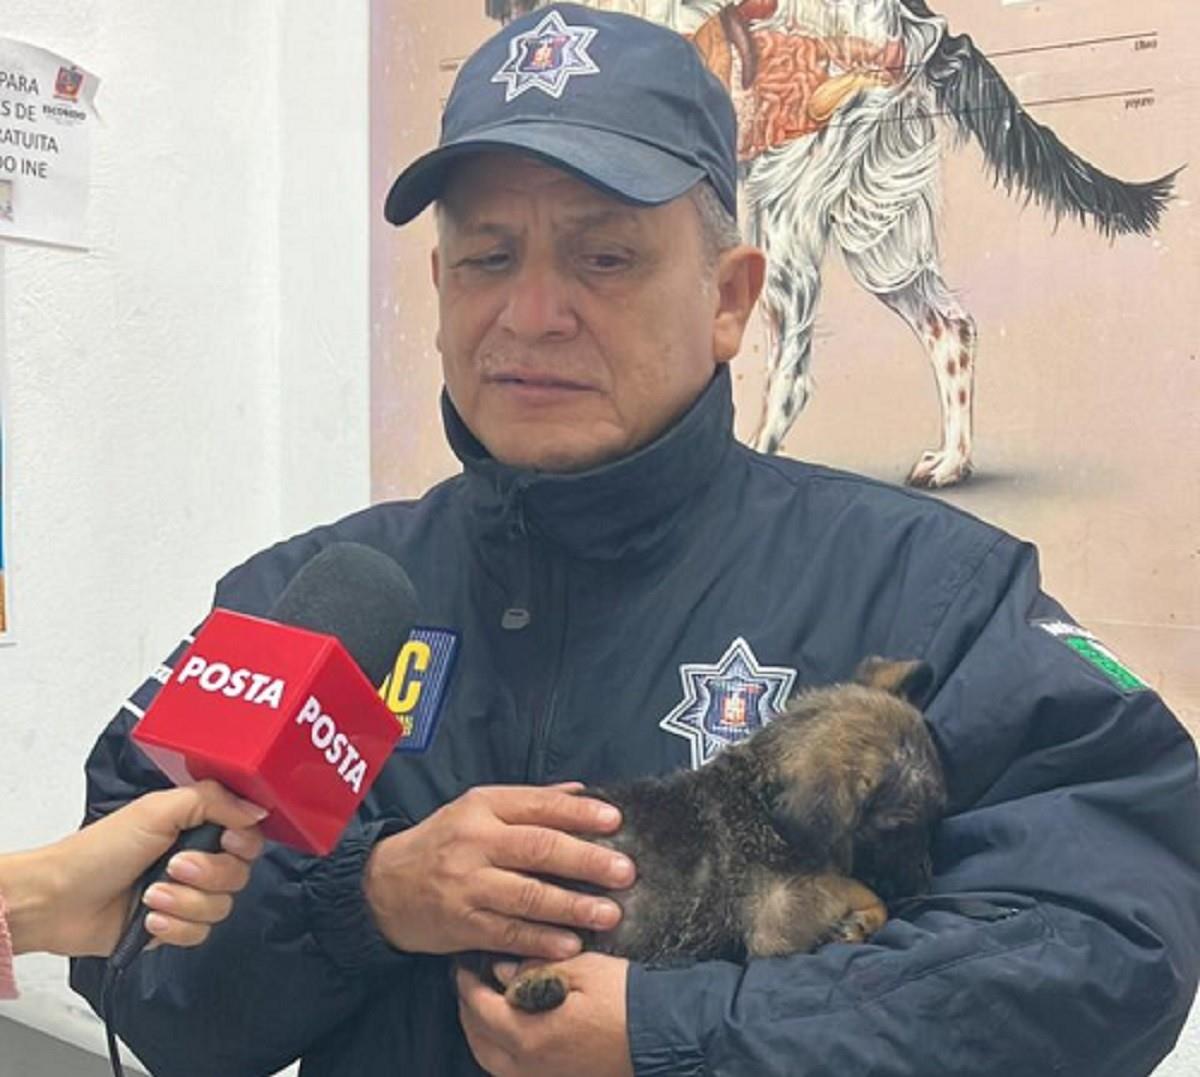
[
  {"x1": 1061, "y1": 636, "x2": 1148, "y2": 693},
  {"x1": 1034, "y1": 620, "x2": 1150, "y2": 694}
]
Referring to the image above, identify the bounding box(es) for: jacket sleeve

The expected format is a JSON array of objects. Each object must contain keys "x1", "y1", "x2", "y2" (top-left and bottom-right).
[
  {"x1": 70, "y1": 553, "x2": 415, "y2": 1077},
  {"x1": 626, "y1": 535, "x2": 1200, "y2": 1076}
]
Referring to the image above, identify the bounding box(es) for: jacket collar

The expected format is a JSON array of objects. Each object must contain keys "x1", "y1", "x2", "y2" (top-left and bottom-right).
[{"x1": 443, "y1": 366, "x2": 736, "y2": 560}]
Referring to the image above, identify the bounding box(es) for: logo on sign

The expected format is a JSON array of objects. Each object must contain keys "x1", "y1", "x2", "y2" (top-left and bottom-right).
[
  {"x1": 174, "y1": 654, "x2": 286, "y2": 710},
  {"x1": 54, "y1": 66, "x2": 83, "y2": 101}
]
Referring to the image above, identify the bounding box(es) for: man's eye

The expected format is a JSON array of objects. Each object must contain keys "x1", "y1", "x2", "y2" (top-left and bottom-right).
[
  {"x1": 460, "y1": 251, "x2": 511, "y2": 271},
  {"x1": 582, "y1": 252, "x2": 631, "y2": 272}
]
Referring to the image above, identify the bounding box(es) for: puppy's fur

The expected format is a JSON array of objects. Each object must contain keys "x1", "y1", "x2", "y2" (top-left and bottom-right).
[{"x1": 473, "y1": 657, "x2": 946, "y2": 1012}]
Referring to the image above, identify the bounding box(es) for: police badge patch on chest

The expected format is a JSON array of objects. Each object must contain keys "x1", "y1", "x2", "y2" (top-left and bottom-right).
[{"x1": 659, "y1": 637, "x2": 797, "y2": 768}]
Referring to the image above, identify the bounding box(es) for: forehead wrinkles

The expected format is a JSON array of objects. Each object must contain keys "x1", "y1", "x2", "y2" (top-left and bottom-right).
[{"x1": 440, "y1": 161, "x2": 654, "y2": 241}]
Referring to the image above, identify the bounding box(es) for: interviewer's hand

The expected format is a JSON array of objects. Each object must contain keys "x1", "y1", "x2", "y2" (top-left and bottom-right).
[
  {"x1": 0, "y1": 780, "x2": 267, "y2": 957},
  {"x1": 364, "y1": 784, "x2": 634, "y2": 960}
]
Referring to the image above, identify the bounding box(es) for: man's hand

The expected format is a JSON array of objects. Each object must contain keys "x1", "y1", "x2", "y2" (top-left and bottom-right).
[
  {"x1": 456, "y1": 952, "x2": 633, "y2": 1077},
  {"x1": 1, "y1": 780, "x2": 267, "y2": 957},
  {"x1": 364, "y1": 784, "x2": 634, "y2": 960}
]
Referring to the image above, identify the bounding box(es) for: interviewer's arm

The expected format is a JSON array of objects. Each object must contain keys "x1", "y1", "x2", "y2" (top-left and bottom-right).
[{"x1": 0, "y1": 780, "x2": 265, "y2": 960}]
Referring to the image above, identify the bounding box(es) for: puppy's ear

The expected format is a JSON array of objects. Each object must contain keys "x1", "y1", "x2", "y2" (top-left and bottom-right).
[{"x1": 853, "y1": 657, "x2": 934, "y2": 704}]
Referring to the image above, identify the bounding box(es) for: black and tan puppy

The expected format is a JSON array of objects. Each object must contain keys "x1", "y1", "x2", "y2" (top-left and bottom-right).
[{"x1": 473, "y1": 657, "x2": 947, "y2": 1012}]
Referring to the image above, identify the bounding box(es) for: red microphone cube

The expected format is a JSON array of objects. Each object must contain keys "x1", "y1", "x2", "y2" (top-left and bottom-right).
[{"x1": 132, "y1": 609, "x2": 404, "y2": 855}]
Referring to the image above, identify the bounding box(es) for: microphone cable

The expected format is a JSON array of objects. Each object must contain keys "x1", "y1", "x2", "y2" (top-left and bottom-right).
[
  {"x1": 100, "y1": 960, "x2": 127, "y2": 1077},
  {"x1": 101, "y1": 822, "x2": 225, "y2": 1077}
]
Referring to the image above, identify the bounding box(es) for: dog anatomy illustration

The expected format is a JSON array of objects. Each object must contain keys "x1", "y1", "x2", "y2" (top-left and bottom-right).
[{"x1": 486, "y1": 0, "x2": 1176, "y2": 486}]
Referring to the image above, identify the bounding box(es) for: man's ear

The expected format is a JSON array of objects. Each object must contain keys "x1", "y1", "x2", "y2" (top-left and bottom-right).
[
  {"x1": 712, "y1": 245, "x2": 766, "y2": 364},
  {"x1": 430, "y1": 247, "x2": 443, "y2": 353}
]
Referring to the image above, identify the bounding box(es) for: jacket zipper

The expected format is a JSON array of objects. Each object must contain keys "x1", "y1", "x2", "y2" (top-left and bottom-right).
[
  {"x1": 501, "y1": 484, "x2": 569, "y2": 783},
  {"x1": 526, "y1": 544, "x2": 568, "y2": 782}
]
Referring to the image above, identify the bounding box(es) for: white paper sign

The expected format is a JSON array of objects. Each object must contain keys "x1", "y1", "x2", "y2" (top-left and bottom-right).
[{"x1": 0, "y1": 38, "x2": 100, "y2": 249}]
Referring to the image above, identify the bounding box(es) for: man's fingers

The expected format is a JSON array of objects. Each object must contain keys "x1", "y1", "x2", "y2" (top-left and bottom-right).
[
  {"x1": 478, "y1": 786, "x2": 621, "y2": 834},
  {"x1": 463, "y1": 905, "x2": 584, "y2": 960},
  {"x1": 497, "y1": 825, "x2": 635, "y2": 891},
  {"x1": 486, "y1": 866, "x2": 623, "y2": 933},
  {"x1": 457, "y1": 968, "x2": 518, "y2": 1076},
  {"x1": 492, "y1": 959, "x2": 520, "y2": 986},
  {"x1": 457, "y1": 965, "x2": 522, "y2": 1050}
]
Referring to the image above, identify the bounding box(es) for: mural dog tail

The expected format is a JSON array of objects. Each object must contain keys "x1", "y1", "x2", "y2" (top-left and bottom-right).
[{"x1": 902, "y1": 0, "x2": 1178, "y2": 237}]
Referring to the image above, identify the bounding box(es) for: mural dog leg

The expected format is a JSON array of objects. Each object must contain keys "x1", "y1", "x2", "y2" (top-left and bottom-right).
[
  {"x1": 825, "y1": 58, "x2": 979, "y2": 487},
  {"x1": 747, "y1": 192, "x2": 829, "y2": 455},
  {"x1": 876, "y1": 268, "x2": 977, "y2": 488},
  {"x1": 836, "y1": 163, "x2": 981, "y2": 491},
  {"x1": 741, "y1": 9, "x2": 944, "y2": 463}
]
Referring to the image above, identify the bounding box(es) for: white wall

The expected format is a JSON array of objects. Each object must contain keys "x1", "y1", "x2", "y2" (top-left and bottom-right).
[
  {"x1": 0, "y1": 1, "x2": 367, "y2": 1068},
  {"x1": 0, "y1": 3, "x2": 1195, "y2": 1075}
]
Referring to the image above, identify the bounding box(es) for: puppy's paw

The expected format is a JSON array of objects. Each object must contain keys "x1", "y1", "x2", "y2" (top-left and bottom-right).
[
  {"x1": 823, "y1": 903, "x2": 887, "y2": 945},
  {"x1": 506, "y1": 968, "x2": 569, "y2": 1012}
]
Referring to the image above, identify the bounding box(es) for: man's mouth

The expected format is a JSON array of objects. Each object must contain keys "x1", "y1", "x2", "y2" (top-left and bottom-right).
[{"x1": 487, "y1": 371, "x2": 593, "y2": 392}]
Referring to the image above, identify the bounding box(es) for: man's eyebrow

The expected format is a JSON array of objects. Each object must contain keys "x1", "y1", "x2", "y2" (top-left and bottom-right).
[
  {"x1": 447, "y1": 218, "x2": 513, "y2": 238},
  {"x1": 557, "y1": 207, "x2": 645, "y2": 235},
  {"x1": 444, "y1": 206, "x2": 647, "y2": 239}
]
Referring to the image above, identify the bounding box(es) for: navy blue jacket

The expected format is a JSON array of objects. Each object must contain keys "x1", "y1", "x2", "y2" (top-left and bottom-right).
[{"x1": 73, "y1": 369, "x2": 1200, "y2": 1075}]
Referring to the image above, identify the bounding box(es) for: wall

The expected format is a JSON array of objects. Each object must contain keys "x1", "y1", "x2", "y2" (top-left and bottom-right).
[{"x1": 0, "y1": 1, "x2": 367, "y2": 1070}]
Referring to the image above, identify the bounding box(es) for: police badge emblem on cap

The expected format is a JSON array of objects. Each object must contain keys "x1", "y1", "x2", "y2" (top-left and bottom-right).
[
  {"x1": 491, "y1": 9, "x2": 600, "y2": 101},
  {"x1": 383, "y1": 2, "x2": 738, "y2": 226}
]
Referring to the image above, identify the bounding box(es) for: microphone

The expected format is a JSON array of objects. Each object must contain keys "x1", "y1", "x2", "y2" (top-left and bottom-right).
[{"x1": 108, "y1": 541, "x2": 420, "y2": 971}]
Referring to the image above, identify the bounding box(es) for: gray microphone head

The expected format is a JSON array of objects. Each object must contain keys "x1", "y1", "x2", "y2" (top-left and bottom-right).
[{"x1": 268, "y1": 542, "x2": 420, "y2": 685}]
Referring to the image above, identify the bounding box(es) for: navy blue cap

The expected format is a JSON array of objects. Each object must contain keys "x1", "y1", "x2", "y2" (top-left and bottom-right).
[{"x1": 384, "y1": 3, "x2": 738, "y2": 225}]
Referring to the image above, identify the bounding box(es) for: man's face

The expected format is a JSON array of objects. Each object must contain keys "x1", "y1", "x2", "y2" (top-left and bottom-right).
[{"x1": 432, "y1": 153, "x2": 759, "y2": 472}]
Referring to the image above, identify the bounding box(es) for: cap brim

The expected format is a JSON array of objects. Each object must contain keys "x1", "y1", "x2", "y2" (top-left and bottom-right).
[{"x1": 384, "y1": 122, "x2": 707, "y2": 226}]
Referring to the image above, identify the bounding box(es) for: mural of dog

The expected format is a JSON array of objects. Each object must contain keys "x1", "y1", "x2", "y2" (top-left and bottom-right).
[{"x1": 486, "y1": 0, "x2": 1176, "y2": 486}]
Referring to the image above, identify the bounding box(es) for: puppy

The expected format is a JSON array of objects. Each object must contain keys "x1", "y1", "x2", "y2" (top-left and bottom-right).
[{"x1": 473, "y1": 656, "x2": 946, "y2": 1012}]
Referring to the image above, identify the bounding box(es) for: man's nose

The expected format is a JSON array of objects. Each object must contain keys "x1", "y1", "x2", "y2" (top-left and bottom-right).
[{"x1": 498, "y1": 261, "x2": 577, "y2": 341}]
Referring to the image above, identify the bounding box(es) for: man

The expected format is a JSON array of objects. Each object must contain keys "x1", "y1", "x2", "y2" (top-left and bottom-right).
[{"x1": 73, "y1": 5, "x2": 1200, "y2": 1075}]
